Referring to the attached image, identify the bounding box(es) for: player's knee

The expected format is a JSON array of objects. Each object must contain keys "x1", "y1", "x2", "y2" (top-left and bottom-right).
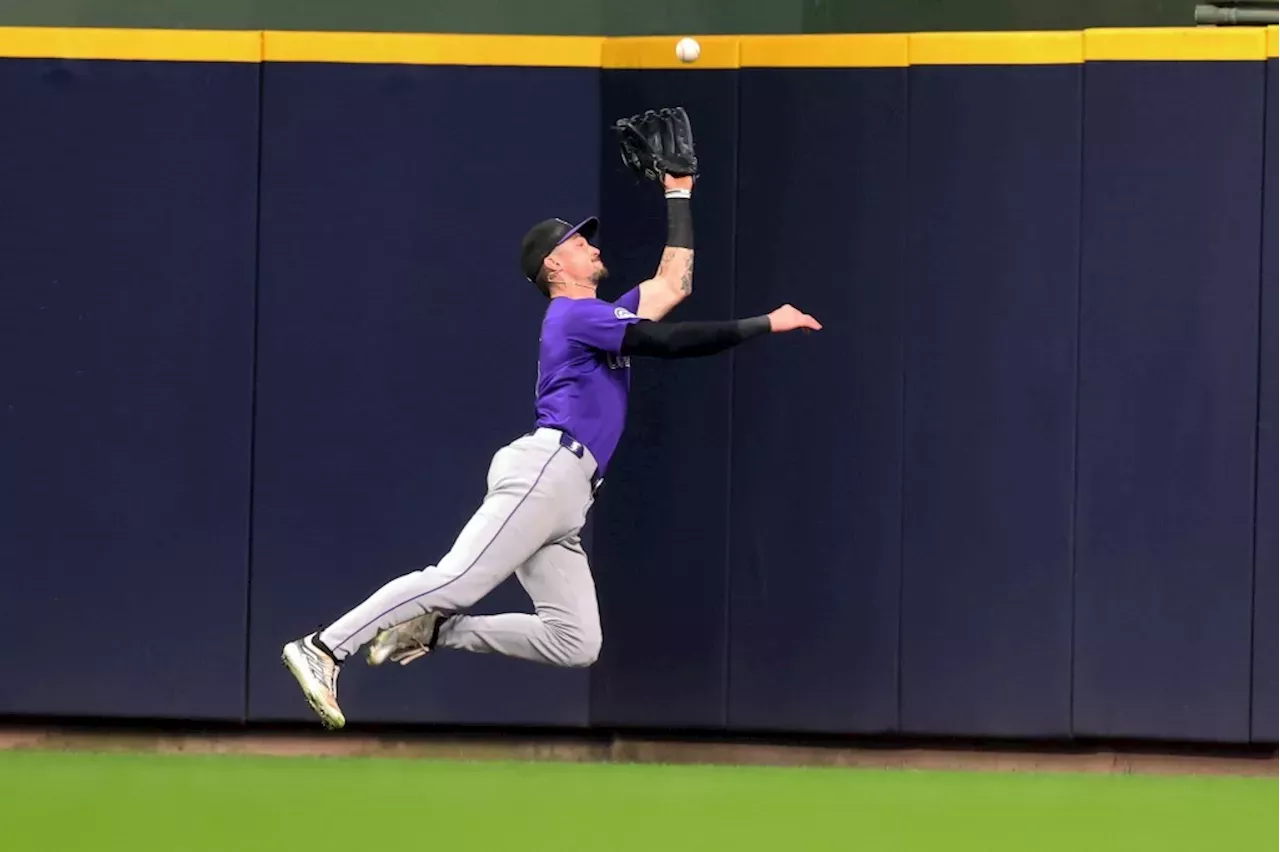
[
  {"x1": 572, "y1": 628, "x2": 602, "y2": 667},
  {"x1": 551, "y1": 621, "x2": 601, "y2": 668}
]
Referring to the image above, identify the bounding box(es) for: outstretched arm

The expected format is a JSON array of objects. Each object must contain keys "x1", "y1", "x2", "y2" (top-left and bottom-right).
[
  {"x1": 620, "y1": 304, "x2": 822, "y2": 359},
  {"x1": 635, "y1": 174, "x2": 695, "y2": 321}
]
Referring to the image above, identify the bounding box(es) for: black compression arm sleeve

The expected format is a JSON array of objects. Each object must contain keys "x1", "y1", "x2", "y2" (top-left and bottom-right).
[{"x1": 619, "y1": 316, "x2": 771, "y2": 358}]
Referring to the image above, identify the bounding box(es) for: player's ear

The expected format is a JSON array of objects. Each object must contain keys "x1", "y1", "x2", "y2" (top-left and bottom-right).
[{"x1": 543, "y1": 253, "x2": 561, "y2": 280}]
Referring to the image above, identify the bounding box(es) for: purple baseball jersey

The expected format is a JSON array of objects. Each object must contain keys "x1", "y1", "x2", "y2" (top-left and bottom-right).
[{"x1": 534, "y1": 286, "x2": 643, "y2": 472}]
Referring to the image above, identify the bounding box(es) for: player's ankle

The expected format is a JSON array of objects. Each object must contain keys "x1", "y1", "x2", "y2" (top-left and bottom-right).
[{"x1": 312, "y1": 631, "x2": 345, "y2": 664}]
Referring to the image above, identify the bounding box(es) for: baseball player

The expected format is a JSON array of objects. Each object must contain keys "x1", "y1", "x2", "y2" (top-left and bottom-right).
[{"x1": 282, "y1": 107, "x2": 821, "y2": 729}]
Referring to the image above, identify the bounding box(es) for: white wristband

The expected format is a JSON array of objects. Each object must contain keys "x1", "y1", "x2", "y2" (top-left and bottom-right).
[{"x1": 664, "y1": 188, "x2": 692, "y2": 200}]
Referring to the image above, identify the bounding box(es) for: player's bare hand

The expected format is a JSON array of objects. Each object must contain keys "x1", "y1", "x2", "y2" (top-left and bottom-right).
[
  {"x1": 663, "y1": 174, "x2": 694, "y2": 192},
  {"x1": 767, "y1": 304, "x2": 822, "y2": 333}
]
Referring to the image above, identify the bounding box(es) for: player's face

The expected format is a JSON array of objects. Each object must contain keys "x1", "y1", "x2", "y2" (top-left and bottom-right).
[{"x1": 554, "y1": 235, "x2": 607, "y2": 284}]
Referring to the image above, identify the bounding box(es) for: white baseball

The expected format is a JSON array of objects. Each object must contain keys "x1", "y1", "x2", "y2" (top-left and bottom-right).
[{"x1": 675, "y1": 37, "x2": 701, "y2": 63}]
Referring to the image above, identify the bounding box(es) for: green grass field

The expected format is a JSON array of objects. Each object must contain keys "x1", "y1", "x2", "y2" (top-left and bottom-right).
[{"x1": 0, "y1": 750, "x2": 1273, "y2": 851}]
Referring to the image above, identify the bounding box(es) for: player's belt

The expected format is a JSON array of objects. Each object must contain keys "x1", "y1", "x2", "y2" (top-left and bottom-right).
[{"x1": 528, "y1": 428, "x2": 604, "y2": 493}]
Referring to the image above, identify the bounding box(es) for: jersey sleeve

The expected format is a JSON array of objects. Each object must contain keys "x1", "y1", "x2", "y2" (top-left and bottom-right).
[
  {"x1": 563, "y1": 299, "x2": 644, "y2": 354},
  {"x1": 613, "y1": 286, "x2": 642, "y2": 314}
]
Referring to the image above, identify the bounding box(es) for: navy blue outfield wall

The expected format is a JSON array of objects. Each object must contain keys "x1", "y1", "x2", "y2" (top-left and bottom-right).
[
  {"x1": 1252, "y1": 55, "x2": 1278, "y2": 745},
  {"x1": 728, "y1": 66, "x2": 907, "y2": 736},
  {"x1": 898, "y1": 63, "x2": 1080, "y2": 739},
  {"x1": 0, "y1": 40, "x2": 1274, "y2": 745},
  {"x1": 0, "y1": 57, "x2": 259, "y2": 720},
  {"x1": 1072, "y1": 58, "x2": 1265, "y2": 744}
]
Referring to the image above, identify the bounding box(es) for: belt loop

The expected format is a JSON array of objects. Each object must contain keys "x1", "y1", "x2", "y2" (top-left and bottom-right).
[
  {"x1": 559, "y1": 431, "x2": 584, "y2": 459},
  {"x1": 544, "y1": 428, "x2": 600, "y2": 491}
]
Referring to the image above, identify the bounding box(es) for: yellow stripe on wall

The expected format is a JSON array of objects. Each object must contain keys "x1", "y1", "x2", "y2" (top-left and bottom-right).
[
  {"x1": 909, "y1": 31, "x2": 1083, "y2": 65},
  {"x1": 740, "y1": 34, "x2": 908, "y2": 68},
  {"x1": 0, "y1": 26, "x2": 261, "y2": 62},
  {"x1": 1085, "y1": 27, "x2": 1266, "y2": 61},
  {"x1": 603, "y1": 36, "x2": 739, "y2": 69},
  {"x1": 263, "y1": 31, "x2": 601, "y2": 66},
  {"x1": 0, "y1": 26, "x2": 1274, "y2": 67}
]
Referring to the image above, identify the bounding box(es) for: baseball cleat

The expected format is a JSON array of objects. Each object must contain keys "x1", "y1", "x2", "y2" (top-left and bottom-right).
[
  {"x1": 367, "y1": 611, "x2": 448, "y2": 666},
  {"x1": 282, "y1": 633, "x2": 345, "y2": 730}
]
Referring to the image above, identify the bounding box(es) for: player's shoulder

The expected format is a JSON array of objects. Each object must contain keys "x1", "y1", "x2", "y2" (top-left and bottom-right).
[{"x1": 612, "y1": 285, "x2": 642, "y2": 314}]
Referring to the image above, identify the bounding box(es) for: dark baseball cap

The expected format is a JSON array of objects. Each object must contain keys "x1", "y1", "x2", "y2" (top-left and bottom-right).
[{"x1": 520, "y1": 216, "x2": 599, "y2": 283}]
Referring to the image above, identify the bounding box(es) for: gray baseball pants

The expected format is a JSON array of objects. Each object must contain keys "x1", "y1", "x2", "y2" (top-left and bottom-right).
[{"x1": 318, "y1": 428, "x2": 603, "y2": 667}]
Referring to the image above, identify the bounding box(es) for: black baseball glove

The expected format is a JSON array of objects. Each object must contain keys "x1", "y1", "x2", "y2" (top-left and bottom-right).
[{"x1": 612, "y1": 106, "x2": 698, "y2": 183}]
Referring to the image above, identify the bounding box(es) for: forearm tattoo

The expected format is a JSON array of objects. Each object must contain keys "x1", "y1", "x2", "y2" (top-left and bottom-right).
[{"x1": 657, "y1": 247, "x2": 694, "y2": 294}]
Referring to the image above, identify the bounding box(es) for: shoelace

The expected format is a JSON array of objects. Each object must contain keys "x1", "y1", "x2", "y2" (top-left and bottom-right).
[
  {"x1": 390, "y1": 616, "x2": 438, "y2": 663},
  {"x1": 393, "y1": 642, "x2": 430, "y2": 665}
]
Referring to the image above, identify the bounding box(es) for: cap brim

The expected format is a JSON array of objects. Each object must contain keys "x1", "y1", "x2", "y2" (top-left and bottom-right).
[{"x1": 557, "y1": 216, "x2": 598, "y2": 245}]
